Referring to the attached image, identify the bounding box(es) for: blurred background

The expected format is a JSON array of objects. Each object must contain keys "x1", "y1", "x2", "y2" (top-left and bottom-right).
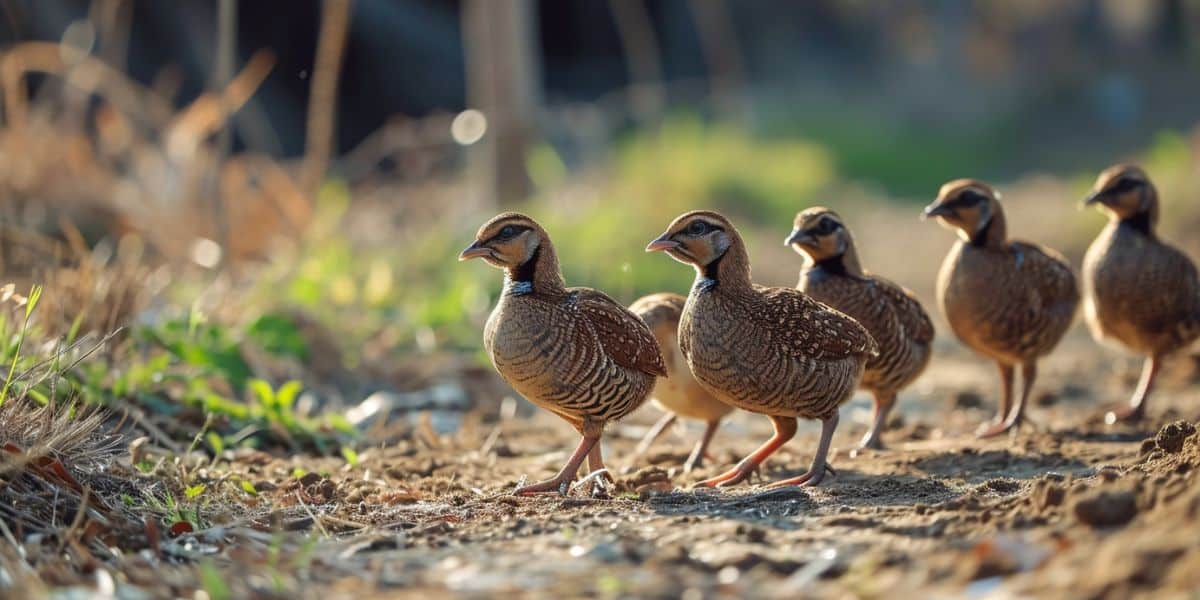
[{"x1": 0, "y1": 0, "x2": 1198, "y2": 444}]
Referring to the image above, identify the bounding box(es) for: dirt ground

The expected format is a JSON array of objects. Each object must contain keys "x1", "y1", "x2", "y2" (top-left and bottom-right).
[{"x1": 81, "y1": 331, "x2": 1194, "y2": 599}]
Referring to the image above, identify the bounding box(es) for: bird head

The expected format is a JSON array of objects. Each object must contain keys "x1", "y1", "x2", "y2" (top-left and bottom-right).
[
  {"x1": 923, "y1": 179, "x2": 1000, "y2": 242},
  {"x1": 645, "y1": 210, "x2": 738, "y2": 270},
  {"x1": 459, "y1": 212, "x2": 545, "y2": 269},
  {"x1": 785, "y1": 207, "x2": 850, "y2": 262},
  {"x1": 1084, "y1": 164, "x2": 1156, "y2": 221}
]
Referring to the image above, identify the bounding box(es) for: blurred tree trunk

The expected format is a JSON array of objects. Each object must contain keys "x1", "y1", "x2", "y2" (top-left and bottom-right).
[
  {"x1": 462, "y1": 0, "x2": 540, "y2": 207},
  {"x1": 609, "y1": 0, "x2": 665, "y2": 129},
  {"x1": 688, "y1": 0, "x2": 745, "y2": 120},
  {"x1": 302, "y1": 0, "x2": 352, "y2": 199}
]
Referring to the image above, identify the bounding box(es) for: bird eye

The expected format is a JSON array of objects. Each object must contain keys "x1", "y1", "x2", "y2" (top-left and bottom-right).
[
  {"x1": 817, "y1": 218, "x2": 839, "y2": 234},
  {"x1": 500, "y1": 225, "x2": 516, "y2": 238},
  {"x1": 687, "y1": 221, "x2": 709, "y2": 236},
  {"x1": 1111, "y1": 177, "x2": 1141, "y2": 194}
]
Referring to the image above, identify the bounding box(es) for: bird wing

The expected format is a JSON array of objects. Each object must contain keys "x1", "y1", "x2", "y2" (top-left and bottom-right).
[
  {"x1": 873, "y1": 276, "x2": 935, "y2": 344},
  {"x1": 1012, "y1": 241, "x2": 1081, "y2": 312},
  {"x1": 572, "y1": 288, "x2": 668, "y2": 377},
  {"x1": 751, "y1": 285, "x2": 879, "y2": 360},
  {"x1": 1133, "y1": 241, "x2": 1200, "y2": 344}
]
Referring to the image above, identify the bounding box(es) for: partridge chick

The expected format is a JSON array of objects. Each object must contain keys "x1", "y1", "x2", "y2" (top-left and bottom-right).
[
  {"x1": 629, "y1": 293, "x2": 733, "y2": 472},
  {"x1": 1082, "y1": 165, "x2": 1200, "y2": 422},
  {"x1": 647, "y1": 211, "x2": 878, "y2": 487},
  {"x1": 786, "y1": 208, "x2": 934, "y2": 450},
  {"x1": 924, "y1": 180, "x2": 1079, "y2": 437},
  {"x1": 460, "y1": 213, "x2": 666, "y2": 494}
]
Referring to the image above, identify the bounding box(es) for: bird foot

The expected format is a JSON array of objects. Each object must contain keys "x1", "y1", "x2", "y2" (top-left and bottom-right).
[
  {"x1": 513, "y1": 475, "x2": 574, "y2": 496},
  {"x1": 851, "y1": 434, "x2": 884, "y2": 456},
  {"x1": 1104, "y1": 405, "x2": 1144, "y2": 424},
  {"x1": 694, "y1": 465, "x2": 752, "y2": 488},
  {"x1": 975, "y1": 419, "x2": 1018, "y2": 439},
  {"x1": 571, "y1": 468, "x2": 613, "y2": 496},
  {"x1": 764, "y1": 464, "x2": 837, "y2": 488}
]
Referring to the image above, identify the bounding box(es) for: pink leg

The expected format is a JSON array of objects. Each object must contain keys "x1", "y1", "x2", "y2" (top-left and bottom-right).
[
  {"x1": 696, "y1": 415, "x2": 796, "y2": 488},
  {"x1": 514, "y1": 434, "x2": 599, "y2": 495},
  {"x1": 857, "y1": 391, "x2": 894, "y2": 450},
  {"x1": 977, "y1": 362, "x2": 1015, "y2": 438},
  {"x1": 1106, "y1": 356, "x2": 1159, "y2": 423},
  {"x1": 683, "y1": 419, "x2": 721, "y2": 473},
  {"x1": 632, "y1": 413, "x2": 677, "y2": 460},
  {"x1": 766, "y1": 412, "x2": 840, "y2": 488}
]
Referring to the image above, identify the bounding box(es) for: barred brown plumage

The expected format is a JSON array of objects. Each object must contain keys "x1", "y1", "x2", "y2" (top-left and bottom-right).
[
  {"x1": 1082, "y1": 165, "x2": 1200, "y2": 422},
  {"x1": 461, "y1": 212, "x2": 664, "y2": 495},
  {"x1": 924, "y1": 180, "x2": 1079, "y2": 438},
  {"x1": 647, "y1": 210, "x2": 877, "y2": 488},
  {"x1": 628, "y1": 293, "x2": 733, "y2": 472},
  {"x1": 788, "y1": 207, "x2": 934, "y2": 451}
]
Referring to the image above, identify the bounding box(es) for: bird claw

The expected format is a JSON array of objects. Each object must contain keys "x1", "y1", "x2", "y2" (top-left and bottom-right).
[
  {"x1": 764, "y1": 464, "x2": 836, "y2": 488},
  {"x1": 512, "y1": 475, "x2": 574, "y2": 496}
]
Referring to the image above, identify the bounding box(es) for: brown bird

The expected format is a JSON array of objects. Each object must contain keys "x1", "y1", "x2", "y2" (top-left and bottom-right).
[
  {"x1": 924, "y1": 180, "x2": 1079, "y2": 437},
  {"x1": 786, "y1": 208, "x2": 934, "y2": 450},
  {"x1": 460, "y1": 213, "x2": 666, "y2": 494},
  {"x1": 647, "y1": 211, "x2": 878, "y2": 487},
  {"x1": 1082, "y1": 164, "x2": 1200, "y2": 422},
  {"x1": 628, "y1": 293, "x2": 734, "y2": 472}
]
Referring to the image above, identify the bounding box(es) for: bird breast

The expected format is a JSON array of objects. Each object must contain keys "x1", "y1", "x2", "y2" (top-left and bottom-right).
[{"x1": 938, "y1": 241, "x2": 1077, "y2": 362}]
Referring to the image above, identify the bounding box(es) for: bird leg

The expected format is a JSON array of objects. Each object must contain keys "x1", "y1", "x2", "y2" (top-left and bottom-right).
[
  {"x1": 513, "y1": 434, "x2": 599, "y2": 495},
  {"x1": 981, "y1": 361, "x2": 1036, "y2": 438},
  {"x1": 977, "y1": 362, "x2": 1015, "y2": 438},
  {"x1": 1107, "y1": 355, "x2": 1160, "y2": 423},
  {"x1": 857, "y1": 391, "x2": 895, "y2": 451},
  {"x1": 766, "y1": 412, "x2": 840, "y2": 488},
  {"x1": 696, "y1": 415, "x2": 796, "y2": 488},
  {"x1": 631, "y1": 413, "x2": 677, "y2": 462},
  {"x1": 683, "y1": 419, "x2": 721, "y2": 473}
]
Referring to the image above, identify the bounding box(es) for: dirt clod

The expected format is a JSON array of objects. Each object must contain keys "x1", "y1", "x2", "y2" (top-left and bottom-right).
[
  {"x1": 1154, "y1": 421, "x2": 1197, "y2": 454},
  {"x1": 1073, "y1": 489, "x2": 1139, "y2": 527}
]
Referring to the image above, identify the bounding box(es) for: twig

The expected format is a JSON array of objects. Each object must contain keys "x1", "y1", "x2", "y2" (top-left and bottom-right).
[
  {"x1": 295, "y1": 491, "x2": 330, "y2": 538},
  {"x1": 114, "y1": 401, "x2": 183, "y2": 455}
]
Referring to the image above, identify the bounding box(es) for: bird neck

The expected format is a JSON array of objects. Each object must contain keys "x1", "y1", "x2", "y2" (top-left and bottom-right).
[
  {"x1": 505, "y1": 244, "x2": 566, "y2": 296},
  {"x1": 696, "y1": 239, "x2": 752, "y2": 292},
  {"x1": 814, "y1": 237, "x2": 865, "y2": 278},
  {"x1": 1116, "y1": 186, "x2": 1159, "y2": 238},
  {"x1": 1118, "y1": 210, "x2": 1156, "y2": 238},
  {"x1": 969, "y1": 205, "x2": 1007, "y2": 249}
]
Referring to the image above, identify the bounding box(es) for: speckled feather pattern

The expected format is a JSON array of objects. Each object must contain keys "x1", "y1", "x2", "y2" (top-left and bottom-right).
[
  {"x1": 800, "y1": 270, "x2": 933, "y2": 394},
  {"x1": 937, "y1": 239, "x2": 1079, "y2": 364},
  {"x1": 485, "y1": 285, "x2": 663, "y2": 428},
  {"x1": 680, "y1": 282, "x2": 877, "y2": 420},
  {"x1": 630, "y1": 293, "x2": 733, "y2": 422},
  {"x1": 1083, "y1": 222, "x2": 1200, "y2": 356}
]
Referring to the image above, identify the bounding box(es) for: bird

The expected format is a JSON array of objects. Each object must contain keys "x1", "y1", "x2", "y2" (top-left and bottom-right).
[
  {"x1": 646, "y1": 211, "x2": 878, "y2": 488},
  {"x1": 786, "y1": 207, "x2": 934, "y2": 451},
  {"x1": 1081, "y1": 164, "x2": 1200, "y2": 423},
  {"x1": 628, "y1": 293, "x2": 733, "y2": 472},
  {"x1": 459, "y1": 212, "x2": 666, "y2": 494},
  {"x1": 923, "y1": 180, "x2": 1079, "y2": 438}
]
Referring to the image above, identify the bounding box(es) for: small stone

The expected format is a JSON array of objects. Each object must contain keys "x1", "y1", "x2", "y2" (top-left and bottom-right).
[{"x1": 1073, "y1": 489, "x2": 1138, "y2": 527}]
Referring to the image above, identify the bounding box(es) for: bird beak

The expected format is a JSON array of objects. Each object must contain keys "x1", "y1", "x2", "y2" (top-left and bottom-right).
[
  {"x1": 1082, "y1": 190, "x2": 1105, "y2": 207},
  {"x1": 458, "y1": 240, "x2": 492, "y2": 261},
  {"x1": 921, "y1": 202, "x2": 951, "y2": 220},
  {"x1": 645, "y1": 235, "x2": 680, "y2": 253},
  {"x1": 783, "y1": 228, "x2": 811, "y2": 247}
]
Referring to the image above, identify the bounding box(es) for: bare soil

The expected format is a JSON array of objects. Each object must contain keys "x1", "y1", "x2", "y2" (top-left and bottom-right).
[
  {"x1": 8, "y1": 333, "x2": 1200, "y2": 599},
  {"x1": 179, "y1": 335, "x2": 1200, "y2": 598}
]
